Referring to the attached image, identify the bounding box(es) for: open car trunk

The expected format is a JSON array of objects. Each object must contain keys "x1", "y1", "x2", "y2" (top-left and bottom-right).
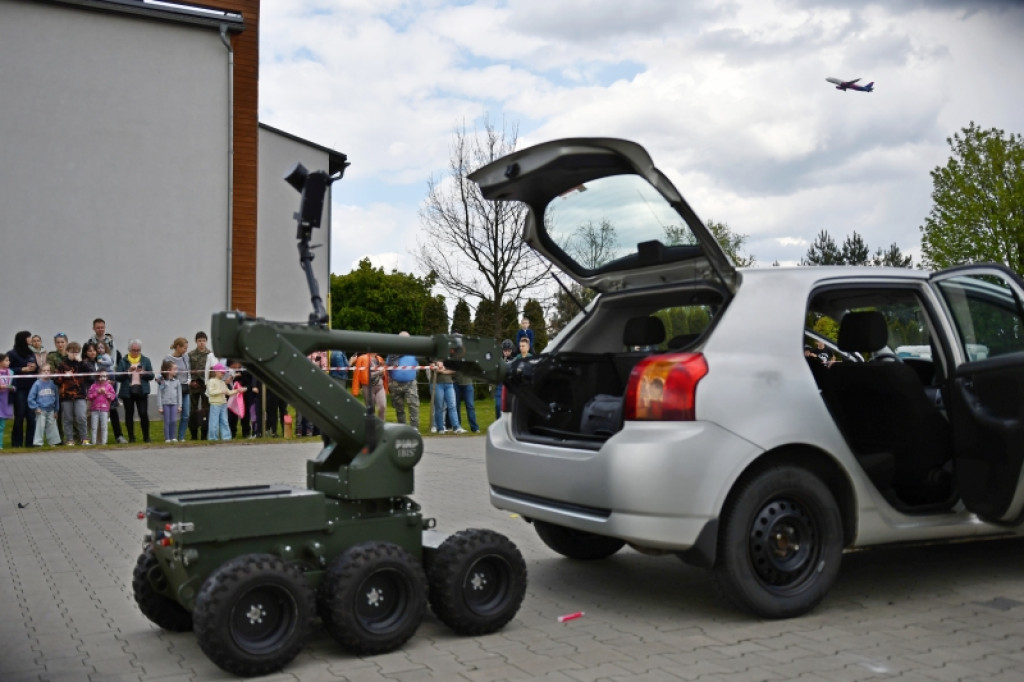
[{"x1": 507, "y1": 285, "x2": 726, "y2": 448}]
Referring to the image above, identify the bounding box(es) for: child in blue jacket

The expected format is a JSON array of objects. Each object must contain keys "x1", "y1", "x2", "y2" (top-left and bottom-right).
[{"x1": 28, "y1": 364, "x2": 61, "y2": 446}]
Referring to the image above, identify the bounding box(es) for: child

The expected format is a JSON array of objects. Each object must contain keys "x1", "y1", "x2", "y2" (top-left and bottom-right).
[
  {"x1": 225, "y1": 358, "x2": 252, "y2": 438},
  {"x1": 81, "y1": 342, "x2": 100, "y2": 389},
  {"x1": 0, "y1": 353, "x2": 14, "y2": 448},
  {"x1": 96, "y1": 342, "x2": 116, "y2": 382},
  {"x1": 95, "y1": 340, "x2": 125, "y2": 444},
  {"x1": 57, "y1": 341, "x2": 90, "y2": 445},
  {"x1": 86, "y1": 371, "x2": 117, "y2": 446},
  {"x1": 515, "y1": 317, "x2": 534, "y2": 353},
  {"x1": 156, "y1": 359, "x2": 182, "y2": 443},
  {"x1": 28, "y1": 364, "x2": 61, "y2": 446},
  {"x1": 206, "y1": 363, "x2": 245, "y2": 441}
]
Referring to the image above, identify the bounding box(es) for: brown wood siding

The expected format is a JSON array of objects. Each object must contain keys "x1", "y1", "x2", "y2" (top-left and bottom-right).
[{"x1": 214, "y1": 0, "x2": 260, "y2": 315}]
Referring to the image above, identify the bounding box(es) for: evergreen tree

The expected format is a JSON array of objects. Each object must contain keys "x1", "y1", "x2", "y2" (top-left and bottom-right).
[
  {"x1": 501, "y1": 300, "x2": 519, "y2": 342},
  {"x1": 451, "y1": 299, "x2": 472, "y2": 334},
  {"x1": 522, "y1": 299, "x2": 548, "y2": 352},
  {"x1": 473, "y1": 299, "x2": 497, "y2": 339},
  {"x1": 421, "y1": 295, "x2": 448, "y2": 336},
  {"x1": 801, "y1": 230, "x2": 843, "y2": 265},
  {"x1": 872, "y1": 243, "x2": 913, "y2": 268},
  {"x1": 840, "y1": 232, "x2": 870, "y2": 265}
]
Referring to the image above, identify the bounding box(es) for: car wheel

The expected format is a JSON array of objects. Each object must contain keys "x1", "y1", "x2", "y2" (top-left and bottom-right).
[
  {"x1": 192, "y1": 554, "x2": 314, "y2": 677},
  {"x1": 132, "y1": 548, "x2": 193, "y2": 632},
  {"x1": 534, "y1": 520, "x2": 626, "y2": 560},
  {"x1": 712, "y1": 465, "x2": 843, "y2": 618},
  {"x1": 318, "y1": 541, "x2": 427, "y2": 655},
  {"x1": 427, "y1": 529, "x2": 527, "y2": 635}
]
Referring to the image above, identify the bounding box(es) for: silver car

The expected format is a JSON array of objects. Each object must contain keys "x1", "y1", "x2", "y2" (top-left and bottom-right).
[{"x1": 469, "y1": 138, "x2": 1024, "y2": 618}]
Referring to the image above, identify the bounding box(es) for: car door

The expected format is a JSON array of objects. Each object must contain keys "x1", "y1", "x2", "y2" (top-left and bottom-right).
[
  {"x1": 467, "y1": 138, "x2": 738, "y2": 296},
  {"x1": 931, "y1": 264, "x2": 1024, "y2": 523}
]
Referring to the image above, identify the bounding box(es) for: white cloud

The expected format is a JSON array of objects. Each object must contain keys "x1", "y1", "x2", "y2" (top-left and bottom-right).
[{"x1": 260, "y1": 0, "x2": 1024, "y2": 276}]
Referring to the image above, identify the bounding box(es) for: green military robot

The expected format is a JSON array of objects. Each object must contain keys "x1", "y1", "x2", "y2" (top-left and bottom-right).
[{"x1": 132, "y1": 162, "x2": 526, "y2": 677}]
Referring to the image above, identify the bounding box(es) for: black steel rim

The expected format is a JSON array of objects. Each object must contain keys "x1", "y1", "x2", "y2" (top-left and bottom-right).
[
  {"x1": 355, "y1": 569, "x2": 409, "y2": 633},
  {"x1": 230, "y1": 585, "x2": 297, "y2": 654},
  {"x1": 461, "y1": 554, "x2": 512, "y2": 616},
  {"x1": 748, "y1": 497, "x2": 818, "y2": 591}
]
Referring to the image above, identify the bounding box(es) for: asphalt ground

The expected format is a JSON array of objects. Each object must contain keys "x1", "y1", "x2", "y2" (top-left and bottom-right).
[{"x1": 2, "y1": 437, "x2": 1024, "y2": 681}]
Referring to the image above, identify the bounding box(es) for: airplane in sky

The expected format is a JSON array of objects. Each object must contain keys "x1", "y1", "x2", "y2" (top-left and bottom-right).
[{"x1": 826, "y1": 77, "x2": 874, "y2": 92}]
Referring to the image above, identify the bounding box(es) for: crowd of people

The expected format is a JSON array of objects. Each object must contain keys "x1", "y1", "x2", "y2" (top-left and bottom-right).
[
  {"x1": 0, "y1": 318, "x2": 536, "y2": 450},
  {"x1": 0, "y1": 322, "x2": 282, "y2": 448}
]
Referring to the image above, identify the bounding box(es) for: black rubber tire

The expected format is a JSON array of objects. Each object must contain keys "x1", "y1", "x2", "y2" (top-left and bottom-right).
[
  {"x1": 318, "y1": 541, "x2": 427, "y2": 655},
  {"x1": 192, "y1": 554, "x2": 315, "y2": 677},
  {"x1": 427, "y1": 529, "x2": 527, "y2": 635},
  {"x1": 132, "y1": 548, "x2": 194, "y2": 632},
  {"x1": 534, "y1": 520, "x2": 626, "y2": 560},
  {"x1": 711, "y1": 465, "x2": 843, "y2": 619}
]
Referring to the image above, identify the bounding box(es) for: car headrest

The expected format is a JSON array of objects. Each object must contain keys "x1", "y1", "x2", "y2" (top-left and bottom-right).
[
  {"x1": 623, "y1": 316, "x2": 666, "y2": 348},
  {"x1": 837, "y1": 311, "x2": 888, "y2": 352}
]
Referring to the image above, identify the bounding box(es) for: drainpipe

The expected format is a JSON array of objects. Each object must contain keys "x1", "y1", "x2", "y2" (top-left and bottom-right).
[{"x1": 220, "y1": 24, "x2": 234, "y2": 310}]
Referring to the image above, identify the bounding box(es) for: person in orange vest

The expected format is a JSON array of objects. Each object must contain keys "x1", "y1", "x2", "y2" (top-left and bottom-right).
[{"x1": 350, "y1": 351, "x2": 388, "y2": 420}]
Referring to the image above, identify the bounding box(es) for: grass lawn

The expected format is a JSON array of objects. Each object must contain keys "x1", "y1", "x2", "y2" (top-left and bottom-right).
[{"x1": 1, "y1": 395, "x2": 499, "y2": 453}]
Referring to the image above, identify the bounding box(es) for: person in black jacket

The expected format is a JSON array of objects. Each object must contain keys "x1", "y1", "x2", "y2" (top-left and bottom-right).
[{"x1": 7, "y1": 331, "x2": 38, "y2": 447}]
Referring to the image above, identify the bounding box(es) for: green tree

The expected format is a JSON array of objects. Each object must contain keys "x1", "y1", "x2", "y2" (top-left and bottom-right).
[
  {"x1": 841, "y1": 232, "x2": 870, "y2": 265},
  {"x1": 549, "y1": 284, "x2": 591, "y2": 338},
  {"x1": 473, "y1": 298, "x2": 497, "y2": 339},
  {"x1": 421, "y1": 295, "x2": 448, "y2": 335},
  {"x1": 872, "y1": 243, "x2": 913, "y2": 268},
  {"x1": 665, "y1": 219, "x2": 755, "y2": 266},
  {"x1": 522, "y1": 299, "x2": 548, "y2": 352},
  {"x1": 500, "y1": 300, "x2": 519, "y2": 342},
  {"x1": 921, "y1": 122, "x2": 1024, "y2": 273},
  {"x1": 801, "y1": 230, "x2": 843, "y2": 265},
  {"x1": 451, "y1": 299, "x2": 472, "y2": 334},
  {"x1": 803, "y1": 230, "x2": 911, "y2": 267},
  {"x1": 330, "y1": 259, "x2": 434, "y2": 333}
]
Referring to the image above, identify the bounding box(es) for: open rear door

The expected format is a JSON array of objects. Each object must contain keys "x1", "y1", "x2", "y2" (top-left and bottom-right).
[
  {"x1": 467, "y1": 138, "x2": 738, "y2": 297},
  {"x1": 932, "y1": 265, "x2": 1024, "y2": 523}
]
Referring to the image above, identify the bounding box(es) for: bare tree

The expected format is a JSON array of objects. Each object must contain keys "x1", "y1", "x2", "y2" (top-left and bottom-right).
[
  {"x1": 416, "y1": 118, "x2": 549, "y2": 339},
  {"x1": 548, "y1": 219, "x2": 618, "y2": 335}
]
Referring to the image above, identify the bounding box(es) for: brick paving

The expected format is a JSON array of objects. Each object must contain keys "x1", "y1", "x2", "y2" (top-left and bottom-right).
[{"x1": 2, "y1": 438, "x2": 1024, "y2": 681}]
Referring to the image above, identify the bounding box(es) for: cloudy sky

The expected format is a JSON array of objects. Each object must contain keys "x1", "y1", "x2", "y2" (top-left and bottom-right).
[{"x1": 258, "y1": 0, "x2": 1024, "y2": 278}]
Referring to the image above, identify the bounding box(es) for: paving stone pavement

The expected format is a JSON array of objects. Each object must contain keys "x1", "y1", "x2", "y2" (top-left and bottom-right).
[{"x1": 2, "y1": 438, "x2": 1024, "y2": 682}]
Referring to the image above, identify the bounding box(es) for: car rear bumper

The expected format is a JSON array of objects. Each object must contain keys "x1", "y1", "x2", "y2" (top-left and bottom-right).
[{"x1": 486, "y1": 418, "x2": 762, "y2": 550}]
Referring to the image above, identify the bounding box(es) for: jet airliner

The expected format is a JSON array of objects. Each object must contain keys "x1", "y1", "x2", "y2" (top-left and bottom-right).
[{"x1": 826, "y1": 77, "x2": 874, "y2": 92}]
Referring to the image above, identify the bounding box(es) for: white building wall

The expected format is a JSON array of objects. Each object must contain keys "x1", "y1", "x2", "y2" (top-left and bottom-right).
[
  {"x1": 0, "y1": 0, "x2": 230, "y2": 357},
  {"x1": 257, "y1": 128, "x2": 334, "y2": 324}
]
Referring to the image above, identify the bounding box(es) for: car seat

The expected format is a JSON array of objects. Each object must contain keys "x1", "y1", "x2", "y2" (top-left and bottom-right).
[
  {"x1": 822, "y1": 311, "x2": 952, "y2": 505},
  {"x1": 613, "y1": 316, "x2": 666, "y2": 386}
]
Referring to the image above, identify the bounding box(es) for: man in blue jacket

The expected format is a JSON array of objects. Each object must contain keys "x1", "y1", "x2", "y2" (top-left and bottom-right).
[{"x1": 387, "y1": 332, "x2": 420, "y2": 429}]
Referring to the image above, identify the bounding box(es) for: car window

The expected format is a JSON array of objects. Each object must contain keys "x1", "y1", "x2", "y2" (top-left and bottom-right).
[
  {"x1": 651, "y1": 304, "x2": 714, "y2": 350},
  {"x1": 543, "y1": 174, "x2": 700, "y2": 275},
  {"x1": 807, "y1": 288, "x2": 937, "y2": 363},
  {"x1": 936, "y1": 273, "x2": 1024, "y2": 361}
]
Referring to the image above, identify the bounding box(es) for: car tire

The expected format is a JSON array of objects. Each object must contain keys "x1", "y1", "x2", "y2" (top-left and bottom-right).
[
  {"x1": 132, "y1": 548, "x2": 194, "y2": 632},
  {"x1": 192, "y1": 554, "x2": 315, "y2": 677},
  {"x1": 427, "y1": 529, "x2": 527, "y2": 635},
  {"x1": 318, "y1": 541, "x2": 427, "y2": 655},
  {"x1": 711, "y1": 464, "x2": 843, "y2": 619},
  {"x1": 534, "y1": 520, "x2": 626, "y2": 560}
]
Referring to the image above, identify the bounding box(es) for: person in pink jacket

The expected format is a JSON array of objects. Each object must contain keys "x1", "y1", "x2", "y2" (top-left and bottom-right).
[{"x1": 86, "y1": 371, "x2": 117, "y2": 445}]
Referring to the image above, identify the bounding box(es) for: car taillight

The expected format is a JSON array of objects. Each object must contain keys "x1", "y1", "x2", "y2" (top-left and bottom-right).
[{"x1": 624, "y1": 353, "x2": 708, "y2": 421}]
